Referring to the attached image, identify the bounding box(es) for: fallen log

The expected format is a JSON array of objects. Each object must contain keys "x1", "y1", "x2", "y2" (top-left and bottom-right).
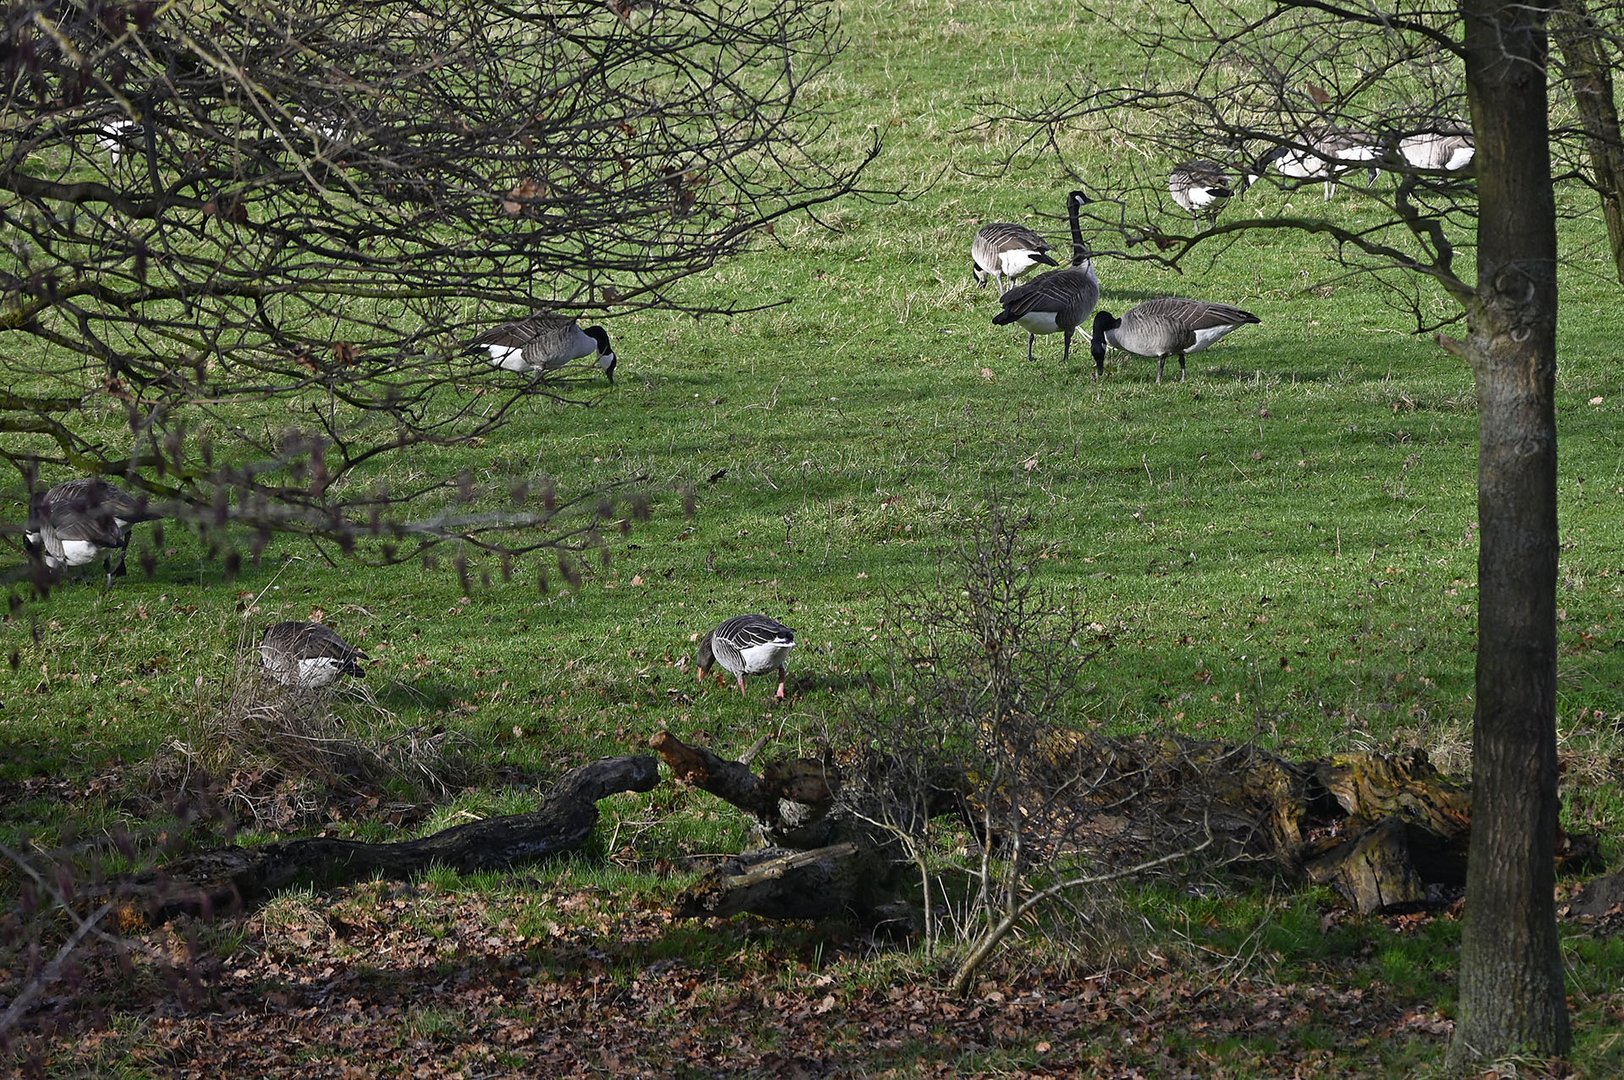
[
  {"x1": 654, "y1": 728, "x2": 1594, "y2": 921},
  {"x1": 103, "y1": 754, "x2": 659, "y2": 922},
  {"x1": 653, "y1": 731, "x2": 921, "y2": 929}
]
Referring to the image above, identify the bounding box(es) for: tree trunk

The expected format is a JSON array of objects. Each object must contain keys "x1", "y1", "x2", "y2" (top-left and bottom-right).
[
  {"x1": 1550, "y1": 0, "x2": 1624, "y2": 285},
  {"x1": 1450, "y1": 0, "x2": 1571, "y2": 1064}
]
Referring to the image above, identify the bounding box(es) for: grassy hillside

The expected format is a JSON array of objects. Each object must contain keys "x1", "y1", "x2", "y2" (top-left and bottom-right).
[{"x1": 4, "y1": 0, "x2": 1623, "y2": 1073}]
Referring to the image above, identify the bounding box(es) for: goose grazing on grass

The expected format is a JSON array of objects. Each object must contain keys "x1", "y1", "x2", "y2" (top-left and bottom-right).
[
  {"x1": 991, "y1": 190, "x2": 1100, "y2": 364},
  {"x1": 468, "y1": 312, "x2": 617, "y2": 384},
  {"x1": 696, "y1": 614, "x2": 797, "y2": 700},
  {"x1": 1399, "y1": 130, "x2": 1475, "y2": 172},
  {"x1": 1249, "y1": 130, "x2": 1380, "y2": 201},
  {"x1": 971, "y1": 221, "x2": 1058, "y2": 292},
  {"x1": 96, "y1": 117, "x2": 139, "y2": 166},
  {"x1": 24, "y1": 477, "x2": 162, "y2": 587},
  {"x1": 1090, "y1": 298, "x2": 1261, "y2": 383},
  {"x1": 1168, "y1": 160, "x2": 1235, "y2": 222},
  {"x1": 259, "y1": 621, "x2": 369, "y2": 689}
]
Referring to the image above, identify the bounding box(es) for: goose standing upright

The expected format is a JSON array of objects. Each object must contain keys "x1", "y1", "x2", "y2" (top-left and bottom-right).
[
  {"x1": 696, "y1": 614, "x2": 797, "y2": 700},
  {"x1": 24, "y1": 477, "x2": 162, "y2": 587},
  {"x1": 1090, "y1": 297, "x2": 1261, "y2": 383},
  {"x1": 970, "y1": 221, "x2": 1058, "y2": 292},
  {"x1": 991, "y1": 190, "x2": 1100, "y2": 365},
  {"x1": 468, "y1": 312, "x2": 617, "y2": 384},
  {"x1": 259, "y1": 621, "x2": 369, "y2": 689},
  {"x1": 1168, "y1": 160, "x2": 1235, "y2": 222}
]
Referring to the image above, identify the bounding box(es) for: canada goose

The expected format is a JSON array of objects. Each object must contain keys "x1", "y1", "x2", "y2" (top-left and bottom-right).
[
  {"x1": 991, "y1": 190, "x2": 1100, "y2": 365},
  {"x1": 259, "y1": 621, "x2": 369, "y2": 689},
  {"x1": 23, "y1": 477, "x2": 162, "y2": 587},
  {"x1": 468, "y1": 312, "x2": 617, "y2": 384},
  {"x1": 696, "y1": 614, "x2": 797, "y2": 700},
  {"x1": 1248, "y1": 130, "x2": 1380, "y2": 201},
  {"x1": 971, "y1": 221, "x2": 1058, "y2": 292},
  {"x1": 1168, "y1": 160, "x2": 1235, "y2": 222},
  {"x1": 1090, "y1": 298, "x2": 1262, "y2": 383},
  {"x1": 1399, "y1": 130, "x2": 1475, "y2": 172},
  {"x1": 96, "y1": 118, "x2": 138, "y2": 166}
]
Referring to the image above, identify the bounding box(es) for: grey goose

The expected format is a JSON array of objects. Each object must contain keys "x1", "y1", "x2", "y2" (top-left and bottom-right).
[
  {"x1": 1248, "y1": 130, "x2": 1380, "y2": 201},
  {"x1": 1398, "y1": 130, "x2": 1475, "y2": 172},
  {"x1": 1168, "y1": 160, "x2": 1236, "y2": 222},
  {"x1": 468, "y1": 312, "x2": 617, "y2": 384},
  {"x1": 259, "y1": 620, "x2": 369, "y2": 689},
  {"x1": 696, "y1": 614, "x2": 797, "y2": 700},
  {"x1": 1090, "y1": 298, "x2": 1262, "y2": 383},
  {"x1": 24, "y1": 477, "x2": 162, "y2": 587},
  {"x1": 96, "y1": 118, "x2": 139, "y2": 166},
  {"x1": 971, "y1": 221, "x2": 1058, "y2": 292},
  {"x1": 991, "y1": 190, "x2": 1100, "y2": 365}
]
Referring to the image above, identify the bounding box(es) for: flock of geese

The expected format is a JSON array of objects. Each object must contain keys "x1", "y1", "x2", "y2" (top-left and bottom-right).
[
  {"x1": 972, "y1": 121, "x2": 1475, "y2": 383},
  {"x1": 979, "y1": 188, "x2": 1260, "y2": 383},
  {"x1": 23, "y1": 119, "x2": 1477, "y2": 699}
]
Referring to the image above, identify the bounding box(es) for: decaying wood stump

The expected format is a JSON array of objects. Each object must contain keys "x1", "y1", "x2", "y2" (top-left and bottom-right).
[
  {"x1": 650, "y1": 731, "x2": 920, "y2": 931},
  {"x1": 102, "y1": 754, "x2": 659, "y2": 923},
  {"x1": 653, "y1": 729, "x2": 1594, "y2": 921}
]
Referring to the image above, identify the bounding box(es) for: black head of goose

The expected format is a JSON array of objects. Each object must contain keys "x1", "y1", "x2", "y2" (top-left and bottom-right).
[
  {"x1": 970, "y1": 221, "x2": 1059, "y2": 293},
  {"x1": 1090, "y1": 297, "x2": 1261, "y2": 383},
  {"x1": 259, "y1": 620, "x2": 369, "y2": 689},
  {"x1": 696, "y1": 614, "x2": 797, "y2": 700},
  {"x1": 468, "y1": 312, "x2": 617, "y2": 385},
  {"x1": 1168, "y1": 160, "x2": 1236, "y2": 222},
  {"x1": 23, "y1": 477, "x2": 163, "y2": 587},
  {"x1": 991, "y1": 190, "x2": 1101, "y2": 365}
]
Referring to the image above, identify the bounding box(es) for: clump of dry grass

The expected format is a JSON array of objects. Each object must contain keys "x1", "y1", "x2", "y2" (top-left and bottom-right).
[{"x1": 147, "y1": 627, "x2": 476, "y2": 831}]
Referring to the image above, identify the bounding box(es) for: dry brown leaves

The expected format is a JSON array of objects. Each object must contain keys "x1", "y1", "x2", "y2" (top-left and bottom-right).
[{"x1": 8, "y1": 881, "x2": 1441, "y2": 1078}]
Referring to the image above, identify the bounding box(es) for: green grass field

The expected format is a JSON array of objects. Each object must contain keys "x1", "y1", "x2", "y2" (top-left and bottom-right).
[{"x1": 4, "y1": 0, "x2": 1624, "y2": 1074}]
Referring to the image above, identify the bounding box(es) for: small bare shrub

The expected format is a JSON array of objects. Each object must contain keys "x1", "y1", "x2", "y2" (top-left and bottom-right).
[{"x1": 844, "y1": 504, "x2": 1230, "y2": 992}]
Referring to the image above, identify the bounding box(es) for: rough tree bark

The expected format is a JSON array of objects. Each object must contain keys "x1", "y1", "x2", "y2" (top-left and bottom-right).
[
  {"x1": 1551, "y1": 0, "x2": 1624, "y2": 285},
  {"x1": 1446, "y1": 0, "x2": 1572, "y2": 1063},
  {"x1": 101, "y1": 755, "x2": 658, "y2": 923}
]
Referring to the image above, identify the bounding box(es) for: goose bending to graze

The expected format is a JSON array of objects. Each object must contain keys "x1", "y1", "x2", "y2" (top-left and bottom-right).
[
  {"x1": 24, "y1": 477, "x2": 162, "y2": 587},
  {"x1": 1090, "y1": 298, "x2": 1261, "y2": 383},
  {"x1": 260, "y1": 621, "x2": 369, "y2": 689},
  {"x1": 992, "y1": 190, "x2": 1100, "y2": 365},
  {"x1": 971, "y1": 221, "x2": 1058, "y2": 292},
  {"x1": 1399, "y1": 130, "x2": 1475, "y2": 172},
  {"x1": 696, "y1": 614, "x2": 797, "y2": 700},
  {"x1": 468, "y1": 312, "x2": 617, "y2": 384},
  {"x1": 96, "y1": 117, "x2": 139, "y2": 166},
  {"x1": 1249, "y1": 130, "x2": 1380, "y2": 201},
  {"x1": 1168, "y1": 160, "x2": 1235, "y2": 222}
]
